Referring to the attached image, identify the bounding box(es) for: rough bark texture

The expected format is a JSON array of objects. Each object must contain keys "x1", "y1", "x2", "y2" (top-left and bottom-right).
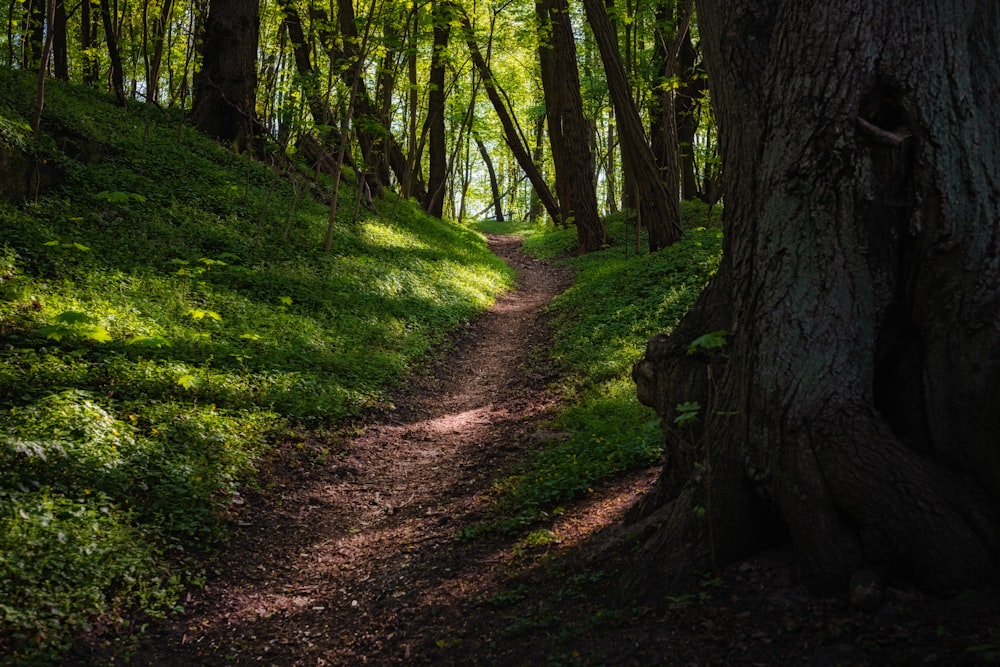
[
  {"x1": 536, "y1": 0, "x2": 605, "y2": 253},
  {"x1": 629, "y1": 0, "x2": 1000, "y2": 599},
  {"x1": 425, "y1": 1, "x2": 450, "y2": 218},
  {"x1": 190, "y1": 0, "x2": 258, "y2": 145}
]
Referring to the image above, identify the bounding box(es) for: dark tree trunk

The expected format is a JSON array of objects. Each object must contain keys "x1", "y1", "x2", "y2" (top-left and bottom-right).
[
  {"x1": 629, "y1": 0, "x2": 1000, "y2": 598},
  {"x1": 52, "y1": 0, "x2": 67, "y2": 80},
  {"x1": 98, "y1": 0, "x2": 126, "y2": 105},
  {"x1": 21, "y1": 0, "x2": 44, "y2": 70},
  {"x1": 191, "y1": 0, "x2": 259, "y2": 146},
  {"x1": 526, "y1": 111, "x2": 546, "y2": 222},
  {"x1": 536, "y1": 0, "x2": 605, "y2": 253},
  {"x1": 475, "y1": 136, "x2": 503, "y2": 222},
  {"x1": 671, "y1": 17, "x2": 703, "y2": 201},
  {"x1": 583, "y1": 0, "x2": 682, "y2": 251},
  {"x1": 81, "y1": 0, "x2": 99, "y2": 86},
  {"x1": 146, "y1": 0, "x2": 175, "y2": 102},
  {"x1": 425, "y1": 1, "x2": 450, "y2": 218}
]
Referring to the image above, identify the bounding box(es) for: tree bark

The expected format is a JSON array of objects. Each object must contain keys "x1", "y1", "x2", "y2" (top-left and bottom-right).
[
  {"x1": 190, "y1": 0, "x2": 259, "y2": 145},
  {"x1": 98, "y1": 0, "x2": 127, "y2": 105},
  {"x1": 536, "y1": 0, "x2": 605, "y2": 253},
  {"x1": 629, "y1": 0, "x2": 1000, "y2": 598},
  {"x1": 425, "y1": 1, "x2": 451, "y2": 218},
  {"x1": 582, "y1": 0, "x2": 681, "y2": 251},
  {"x1": 475, "y1": 136, "x2": 503, "y2": 222}
]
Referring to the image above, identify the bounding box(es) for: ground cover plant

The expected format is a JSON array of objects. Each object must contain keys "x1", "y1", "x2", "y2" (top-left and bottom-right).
[
  {"x1": 0, "y1": 69, "x2": 513, "y2": 664},
  {"x1": 473, "y1": 202, "x2": 722, "y2": 533}
]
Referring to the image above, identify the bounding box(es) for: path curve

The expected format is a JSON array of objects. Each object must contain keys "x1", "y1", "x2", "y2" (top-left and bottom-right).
[{"x1": 129, "y1": 234, "x2": 575, "y2": 665}]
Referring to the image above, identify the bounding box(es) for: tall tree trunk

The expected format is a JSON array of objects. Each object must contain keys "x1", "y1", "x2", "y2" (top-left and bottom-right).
[
  {"x1": 21, "y1": 0, "x2": 44, "y2": 70},
  {"x1": 671, "y1": 13, "x2": 704, "y2": 201},
  {"x1": 146, "y1": 0, "x2": 175, "y2": 102},
  {"x1": 458, "y1": 7, "x2": 561, "y2": 226},
  {"x1": 536, "y1": 0, "x2": 605, "y2": 253},
  {"x1": 526, "y1": 111, "x2": 546, "y2": 222},
  {"x1": 312, "y1": 3, "x2": 419, "y2": 199},
  {"x1": 52, "y1": 0, "x2": 67, "y2": 80},
  {"x1": 81, "y1": 0, "x2": 99, "y2": 86},
  {"x1": 190, "y1": 0, "x2": 259, "y2": 146},
  {"x1": 628, "y1": 0, "x2": 1000, "y2": 599},
  {"x1": 583, "y1": 0, "x2": 682, "y2": 251},
  {"x1": 476, "y1": 136, "x2": 503, "y2": 222},
  {"x1": 99, "y1": 0, "x2": 127, "y2": 105},
  {"x1": 425, "y1": 1, "x2": 451, "y2": 217}
]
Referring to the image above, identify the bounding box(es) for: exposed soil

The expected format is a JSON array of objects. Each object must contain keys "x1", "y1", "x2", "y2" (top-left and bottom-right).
[{"x1": 90, "y1": 236, "x2": 997, "y2": 666}]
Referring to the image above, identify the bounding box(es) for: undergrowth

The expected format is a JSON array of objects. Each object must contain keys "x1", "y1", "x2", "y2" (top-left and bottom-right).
[
  {"x1": 474, "y1": 202, "x2": 722, "y2": 534},
  {"x1": 0, "y1": 69, "x2": 512, "y2": 664}
]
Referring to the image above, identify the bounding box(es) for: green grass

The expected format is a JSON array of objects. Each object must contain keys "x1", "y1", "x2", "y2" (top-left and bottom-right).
[
  {"x1": 474, "y1": 202, "x2": 722, "y2": 533},
  {"x1": 0, "y1": 68, "x2": 513, "y2": 664}
]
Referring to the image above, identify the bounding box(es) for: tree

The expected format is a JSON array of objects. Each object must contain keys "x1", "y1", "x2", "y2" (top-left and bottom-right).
[
  {"x1": 425, "y1": 0, "x2": 451, "y2": 218},
  {"x1": 536, "y1": 0, "x2": 604, "y2": 253},
  {"x1": 191, "y1": 0, "x2": 259, "y2": 146},
  {"x1": 458, "y1": 7, "x2": 561, "y2": 225},
  {"x1": 628, "y1": 0, "x2": 1000, "y2": 599},
  {"x1": 581, "y1": 0, "x2": 681, "y2": 250}
]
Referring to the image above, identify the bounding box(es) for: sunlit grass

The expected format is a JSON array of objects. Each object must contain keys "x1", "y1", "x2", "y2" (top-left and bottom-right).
[{"x1": 0, "y1": 69, "x2": 513, "y2": 663}]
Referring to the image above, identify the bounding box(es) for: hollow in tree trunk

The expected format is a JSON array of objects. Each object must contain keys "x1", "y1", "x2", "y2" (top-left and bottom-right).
[{"x1": 628, "y1": 0, "x2": 1000, "y2": 599}]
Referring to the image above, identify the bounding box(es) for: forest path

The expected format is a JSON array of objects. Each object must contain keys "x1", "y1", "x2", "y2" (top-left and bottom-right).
[{"x1": 125, "y1": 234, "x2": 647, "y2": 665}]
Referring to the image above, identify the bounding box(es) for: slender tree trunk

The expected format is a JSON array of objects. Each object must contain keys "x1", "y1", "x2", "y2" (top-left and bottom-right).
[
  {"x1": 526, "y1": 112, "x2": 546, "y2": 222},
  {"x1": 536, "y1": 0, "x2": 604, "y2": 253},
  {"x1": 81, "y1": 0, "x2": 99, "y2": 85},
  {"x1": 425, "y1": 1, "x2": 451, "y2": 217},
  {"x1": 629, "y1": 0, "x2": 1000, "y2": 599},
  {"x1": 475, "y1": 136, "x2": 503, "y2": 222},
  {"x1": 30, "y1": 0, "x2": 56, "y2": 131},
  {"x1": 99, "y1": 0, "x2": 127, "y2": 105},
  {"x1": 458, "y1": 7, "x2": 561, "y2": 226},
  {"x1": 21, "y1": 0, "x2": 44, "y2": 70}
]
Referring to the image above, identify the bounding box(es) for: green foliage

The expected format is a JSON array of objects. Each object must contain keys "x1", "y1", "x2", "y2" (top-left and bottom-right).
[
  {"x1": 474, "y1": 203, "x2": 722, "y2": 534},
  {"x1": 0, "y1": 69, "x2": 513, "y2": 661}
]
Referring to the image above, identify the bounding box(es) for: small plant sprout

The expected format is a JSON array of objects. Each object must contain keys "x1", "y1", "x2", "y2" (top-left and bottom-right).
[{"x1": 674, "y1": 401, "x2": 701, "y2": 426}]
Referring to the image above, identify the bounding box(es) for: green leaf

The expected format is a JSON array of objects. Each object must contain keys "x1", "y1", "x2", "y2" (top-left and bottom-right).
[
  {"x1": 38, "y1": 324, "x2": 68, "y2": 341},
  {"x1": 674, "y1": 401, "x2": 701, "y2": 426},
  {"x1": 81, "y1": 326, "x2": 112, "y2": 343},
  {"x1": 43, "y1": 240, "x2": 61, "y2": 246},
  {"x1": 186, "y1": 309, "x2": 222, "y2": 321},
  {"x1": 55, "y1": 310, "x2": 98, "y2": 325},
  {"x1": 277, "y1": 296, "x2": 293, "y2": 306},
  {"x1": 687, "y1": 329, "x2": 728, "y2": 355},
  {"x1": 176, "y1": 374, "x2": 200, "y2": 390}
]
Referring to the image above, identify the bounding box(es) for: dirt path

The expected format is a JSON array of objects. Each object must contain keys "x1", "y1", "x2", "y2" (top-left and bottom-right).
[
  {"x1": 125, "y1": 234, "x2": 606, "y2": 665},
  {"x1": 114, "y1": 235, "x2": 998, "y2": 667}
]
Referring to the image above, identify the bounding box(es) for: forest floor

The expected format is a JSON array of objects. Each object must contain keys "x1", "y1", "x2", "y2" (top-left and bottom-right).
[{"x1": 92, "y1": 236, "x2": 997, "y2": 666}]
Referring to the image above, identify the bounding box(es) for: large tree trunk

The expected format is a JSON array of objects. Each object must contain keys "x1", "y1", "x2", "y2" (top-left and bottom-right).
[
  {"x1": 628, "y1": 0, "x2": 1000, "y2": 599},
  {"x1": 190, "y1": 0, "x2": 258, "y2": 146},
  {"x1": 536, "y1": 0, "x2": 605, "y2": 253}
]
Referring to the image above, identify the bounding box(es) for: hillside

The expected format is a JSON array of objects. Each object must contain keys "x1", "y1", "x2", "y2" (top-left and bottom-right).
[{"x1": 0, "y1": 68, "x2": 514, "y2": 663}]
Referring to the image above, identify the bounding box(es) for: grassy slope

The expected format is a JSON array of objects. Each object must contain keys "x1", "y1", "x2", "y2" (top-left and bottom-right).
[{"x1": 0, "y1": 70, "x2": 513, "y2": 662}]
